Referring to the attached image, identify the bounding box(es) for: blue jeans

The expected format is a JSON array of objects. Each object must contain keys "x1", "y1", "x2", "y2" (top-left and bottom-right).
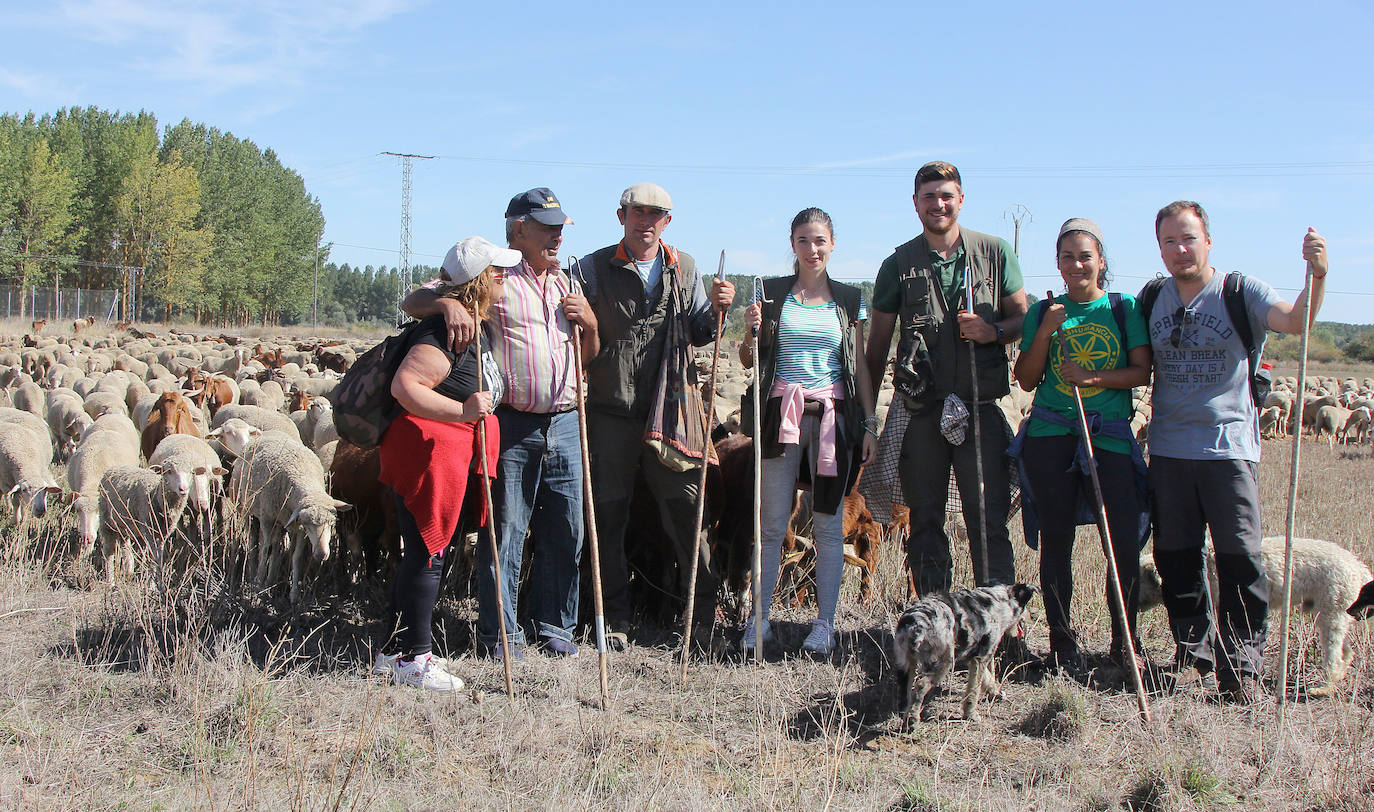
[{"x1": 476, "y1": 407, "x2": 584, "y2": 647}]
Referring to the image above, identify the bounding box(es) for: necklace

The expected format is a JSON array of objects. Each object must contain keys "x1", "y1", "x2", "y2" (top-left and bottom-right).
[{"x1": 793, "y1": 280, "x2": 828, "y2": 305}]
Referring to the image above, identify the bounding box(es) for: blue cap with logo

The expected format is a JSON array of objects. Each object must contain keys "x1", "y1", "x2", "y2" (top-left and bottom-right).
[{"x1": 505, "y1": 187, "x2": 573, "y2": 226}]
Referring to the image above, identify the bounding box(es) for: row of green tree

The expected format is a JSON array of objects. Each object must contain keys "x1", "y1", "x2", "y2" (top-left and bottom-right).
[{"x1": 0, "y1": 106, "x2": 324, "y2": 325}]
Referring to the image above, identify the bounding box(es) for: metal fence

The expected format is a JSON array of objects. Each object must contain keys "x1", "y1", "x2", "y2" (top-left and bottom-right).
[{"x1": 0, "y1": 286, "x2": 119, "y2": 323}]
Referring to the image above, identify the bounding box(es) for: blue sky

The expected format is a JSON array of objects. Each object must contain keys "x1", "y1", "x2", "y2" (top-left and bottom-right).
[{"x1": 3, "y1": 1, "x2": 1372, "y2": 322}]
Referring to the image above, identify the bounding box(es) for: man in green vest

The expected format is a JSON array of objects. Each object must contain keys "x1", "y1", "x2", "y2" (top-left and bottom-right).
[
  {"x1": 865, "y1": 161, "x2": 1028, "y2": 594},
  {"x1": 572, "y1": 183, "x2": 735, "y2": 643}
]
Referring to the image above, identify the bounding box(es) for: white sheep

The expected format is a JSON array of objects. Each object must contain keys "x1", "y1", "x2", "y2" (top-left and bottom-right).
[
  {"x1": 46, "y1": 394, "x2": 92, "y2": 461},
  {"x1": 66, "y1": 429, "x2": 141, "y2": 560},
  {"x1": 310, "y1": 402, "x2": 337, "y2": 451},
  {"x1": 229, "y1": 432, "x2": 350, "y2": 602},
  {"x1": 205, "y1": 418, "x2": 264, "y2": 463},
  {"x1": 83, "y1": 390, "x2": 127, "y2": 421},
  {"x1": 12, "y1": 381, "x2": 44, "y2": 418},
  {"x1": 1140, "y1": 536, "x2": 1373, "y2": 696},
  {"x1": 97, "y1": 464, "x2": 193, "y2": 582},
  {"x1": 148, "y1": 434, "x2": 228, "y2": 552},
  {"x1": 209, "y1": 404, "x2": 302, "y2": 444},
  {"x1": 83, "y1": 412, "x2": 143, "y2": 451},
  {"x1": 0, "y1": 407, "x2": 62, "y2": 523}
]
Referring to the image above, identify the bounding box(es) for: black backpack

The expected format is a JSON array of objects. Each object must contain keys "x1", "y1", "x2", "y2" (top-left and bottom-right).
[
  {"x1": 331, "y1": 321, "x2": 422, "y2": 449},
  {"x1": 1138, "y1": 272, "x2": 1270, "y2": 408}
]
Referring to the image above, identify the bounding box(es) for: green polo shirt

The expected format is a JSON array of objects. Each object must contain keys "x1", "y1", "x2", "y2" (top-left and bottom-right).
[{"x1": 872, "y1": 237, "x2": 1023, "y2": 313}]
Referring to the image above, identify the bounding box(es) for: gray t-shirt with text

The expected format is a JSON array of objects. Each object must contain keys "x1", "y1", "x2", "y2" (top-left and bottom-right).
[{"x1": 1146, "y1": 270, "x2": 1282, "y2": 462}]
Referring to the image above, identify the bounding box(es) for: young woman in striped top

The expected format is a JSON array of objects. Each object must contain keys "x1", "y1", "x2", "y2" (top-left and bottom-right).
[{"x1": 741, "y1": 208, "x2": 879, "y2": 658}]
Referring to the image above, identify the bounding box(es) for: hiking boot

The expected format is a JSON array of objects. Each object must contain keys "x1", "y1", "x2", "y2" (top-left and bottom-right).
[
  {"x1": 1161, "y1": 663, "x2": 1218, "y2": 694},
  {"x1": 1217, "y1": 675, "x2": 1267, "y2": 705},
  {"x1": 800, "y1": 620, "x2": 835, "y2": 660},
  {"x1": 486, "y1": 642, "x2": 526, "y2": 663},
  {"x1": 1048, "y1": 648, "x2": 1091, "y2": 684},
  {"x1": 540, "y1": 637, "x2": 579, "y2": 658},
  {"x1": 996, "y1": 634, "x2": 1041, "y2": 673},
  {"x1": 741, "y1": 616, "x2": 773, "y2": 655},
  {"x1": 393, "y1": 654, "x2": 464, "y2": 693},
  {"x1": 603, "y1": 631, "x2": 629, "y2": 652}
]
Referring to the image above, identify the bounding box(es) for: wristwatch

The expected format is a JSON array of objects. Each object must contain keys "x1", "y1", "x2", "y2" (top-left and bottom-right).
[{"x1": 995, "y1": 324, "x2": 1005, "y2": 343}]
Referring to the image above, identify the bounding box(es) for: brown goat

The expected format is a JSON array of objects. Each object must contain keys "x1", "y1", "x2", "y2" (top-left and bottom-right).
[{"x1": 140, "y1": 390, "x2": 202, "y2": 459}]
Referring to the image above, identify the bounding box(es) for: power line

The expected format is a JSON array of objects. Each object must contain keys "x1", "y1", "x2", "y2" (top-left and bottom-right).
[
  {"x1": 320, "y1": 240, "x2": 443, "y2": 260},
  {"x1": 430, "y1": 153, "x2": 1374, "y2": 179}
]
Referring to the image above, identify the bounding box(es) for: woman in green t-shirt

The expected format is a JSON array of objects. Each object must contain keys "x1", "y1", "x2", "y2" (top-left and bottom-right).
[{"x1": 1012, "y1": 218, "x2": 1151, "y2": 682}]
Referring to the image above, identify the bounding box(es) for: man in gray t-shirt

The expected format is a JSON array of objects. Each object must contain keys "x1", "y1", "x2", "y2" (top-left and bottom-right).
[{"x1": 1144, "y1": 201, "x2": 1329, "y2": 703}]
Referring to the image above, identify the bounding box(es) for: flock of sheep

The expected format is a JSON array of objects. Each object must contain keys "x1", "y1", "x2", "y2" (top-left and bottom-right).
[
  {"x1": 3, "y1": 321, "x2": 1370, "y2": 616},
  {"x1": 0, "y1": 324, "x2": 369, "y2": 602},
  {"x1": 1256, "y1": 377, "x2": 1374, "y2": 447}
]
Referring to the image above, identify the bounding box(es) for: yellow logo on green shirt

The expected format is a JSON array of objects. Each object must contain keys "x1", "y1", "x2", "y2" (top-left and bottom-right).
[{"x1": 1052, "y1": 321, "x2": 1120, "y2": 399}]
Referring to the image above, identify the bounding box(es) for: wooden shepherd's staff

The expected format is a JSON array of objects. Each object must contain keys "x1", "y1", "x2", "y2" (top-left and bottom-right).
[
  {"x1": 473, "y1": 303, "x2": 514, "y2": 700},
  {"x1": 1278, "y1": 247, "x2": 1320, "y2": 716},
  {"x1": 680, "y1": 250, "x2": 727, "y2": 684},
  {"x1": 566, "y1": 256, "x2": 612, "y2": 709}
]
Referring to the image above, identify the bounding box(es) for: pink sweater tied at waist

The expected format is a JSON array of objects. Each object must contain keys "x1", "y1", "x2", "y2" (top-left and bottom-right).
[{"x1": 769, "y1": 379, "x2": 845, "y2": 476}]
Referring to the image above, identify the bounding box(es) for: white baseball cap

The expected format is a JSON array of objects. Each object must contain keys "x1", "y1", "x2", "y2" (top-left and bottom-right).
[{"x1": 441, "y1": 237, "x2": 523, "y2": 285}]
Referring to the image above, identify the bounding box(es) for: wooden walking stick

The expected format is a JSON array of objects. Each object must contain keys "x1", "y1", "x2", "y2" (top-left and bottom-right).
[
  {"x1": 680, "y1": 250, "x2": 727, "y2": 684},
  {"x1": 1278, "y1": 257, "x2": 1318, "y2": 715},
  {"x1": 566, "y1": 256, "x2": 611, "y2": 709},
  {"x1": 1049, "y1": 293, "x2": 1153, "y2": 722},
  {"x1": 750, "y1": 275, "x2": 766, "y2": 666},
  {"x1": 964, "y1": 265, "x2": 990, "y2": 584},
  {"x1": 473, "y1": 304, "x2": 514, "y2": 700}
]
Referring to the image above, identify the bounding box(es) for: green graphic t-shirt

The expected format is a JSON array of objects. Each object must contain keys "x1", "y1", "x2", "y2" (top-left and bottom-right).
[{"x1": 1018, "y1": 292, "x2": 1148, "y2": 455}]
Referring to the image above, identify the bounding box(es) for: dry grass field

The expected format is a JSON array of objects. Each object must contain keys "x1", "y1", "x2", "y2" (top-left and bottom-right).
[{"x1": 3, "y1": 344, "x2": 1374, "y2": 810}]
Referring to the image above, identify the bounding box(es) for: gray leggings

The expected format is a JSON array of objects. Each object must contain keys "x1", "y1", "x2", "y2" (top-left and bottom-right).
[{"x1": 756, "y1": 414, "x2": 844, "y2": 628}]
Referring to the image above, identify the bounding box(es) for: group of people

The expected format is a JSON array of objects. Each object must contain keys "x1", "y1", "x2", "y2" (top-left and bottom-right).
[{"x1": 368, "y1": 163, "x2": 1331, "y2": 707}]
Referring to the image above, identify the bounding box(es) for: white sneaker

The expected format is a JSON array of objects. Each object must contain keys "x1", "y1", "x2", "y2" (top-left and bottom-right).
[
  {"x1": 742, "y1": 617, "x2": 773, "y2": 652},
  {"x1": 373, "y1": 651, "x2": 454, "y2": 678},
  {"x1": 393, "y1": 653, "x2": 465, "y2": 693},
  {"x1": 801, "y1": 621, "x2": 834, "y2": 658},
  {"x1": 371, "y1": 651, "x2": 400, "y2": 679}
]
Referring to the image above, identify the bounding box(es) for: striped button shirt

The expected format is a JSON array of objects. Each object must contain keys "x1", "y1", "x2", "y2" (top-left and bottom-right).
[
  {"x1": 486, "y1": 260, "x2": 579, "y2": 413},
  {"x1": 420, "y1": 261, "x2": 577, "y2": 412}
]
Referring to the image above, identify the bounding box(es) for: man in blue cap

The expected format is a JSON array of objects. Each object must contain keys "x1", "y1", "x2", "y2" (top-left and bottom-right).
[{"x1": 403, "y1": 187, "x2": 597, "y2": 661}]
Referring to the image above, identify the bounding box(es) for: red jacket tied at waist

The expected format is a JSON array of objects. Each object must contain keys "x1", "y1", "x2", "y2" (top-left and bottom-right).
[{"x1": 379, "y1": 412, "x2": 499, "y2": 557}]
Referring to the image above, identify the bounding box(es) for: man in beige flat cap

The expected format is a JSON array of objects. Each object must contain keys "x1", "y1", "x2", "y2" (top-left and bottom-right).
[{"x1": 572, "y1": 183, "x2": 735, "y2": 643}]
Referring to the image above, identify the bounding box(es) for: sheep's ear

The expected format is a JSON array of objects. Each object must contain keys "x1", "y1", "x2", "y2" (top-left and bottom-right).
[
  {"x1": 212, "y1": 467, "x2": 227, "y2": 476},
  {"x1": 193, "y1": 466, "x2": 208, "y2": 476},
  {"x1": 148, "y1": 463, "x2": 167, "y2": 474},
  {"x1": 332, "y1": 500, "x2": 352, "y2": 514},
  {"x1": 205, "y1": 427, "x2": 222, "y2": 438},
  {"x1": 63, "y1": 491, "x2": 77, "y2": 505},
  {"x1": 286, "y1": 507, "x2": 302, "y2": 527}
]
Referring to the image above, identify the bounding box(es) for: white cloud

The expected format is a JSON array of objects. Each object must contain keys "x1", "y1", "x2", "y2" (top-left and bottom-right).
[
  {"x1": 0, "y1": 68, "x2": 80, "y2": 101},
  {"x1": 46, "y1": 0, "x2": 420, "y2": 93}
]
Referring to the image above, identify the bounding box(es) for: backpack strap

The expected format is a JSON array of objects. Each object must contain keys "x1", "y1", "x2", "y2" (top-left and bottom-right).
[
  {"x1": 1223, "y1": 271, "x2": 1259, "y2": 383},
  {"x1": 1137, "y1": 276, "x2": 1167, "y2": 322},
  {"x1": 1108, "y1": 291, "x2": 1129, "y2": 369}
]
